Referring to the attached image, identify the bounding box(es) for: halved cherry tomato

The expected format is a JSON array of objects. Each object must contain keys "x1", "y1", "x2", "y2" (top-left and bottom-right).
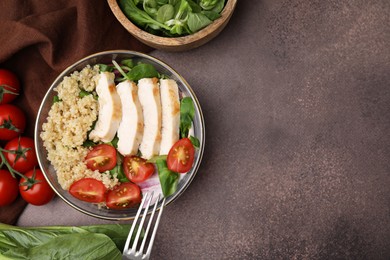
[
  {"x1": 167, "y1": 138, "x2": 195, "y2": 173},
  {"x1": 85, "y1": 144, "x2": 117, "y2": 172},
  {"x1": 3, "y1": 136, "x2": 38, "y2": 173},
  {"x1": 0, "y1": 69, "x2": 20, "y2": 105},
  {"x1": 69, "y1": 178, "x2": 106, "y2": 203},
  {"x1": 123, "y1": 156, "x2": 155, "y2": 183},
  {"x1": 19, "y1": 169, "x2": 55, "y2": 206},
  {"x1": 0, "y1": 169, "x2": 19, "y2": 206},
  {"x1": 0, "y1": 104, "x2": 26, "y2": 141},
  {"x1": 106, "y1": 182, "x2": 141, "y2": 209}
]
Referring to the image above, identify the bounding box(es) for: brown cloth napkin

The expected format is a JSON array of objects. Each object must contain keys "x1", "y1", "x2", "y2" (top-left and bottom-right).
[{"x1": 0, "y1": 0, "x2": 153, "y2": 225}]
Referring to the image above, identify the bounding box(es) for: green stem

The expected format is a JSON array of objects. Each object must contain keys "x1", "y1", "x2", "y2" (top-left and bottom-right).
[{"x1": 0, "y1": 148, "x2": 25, "y2": 179}]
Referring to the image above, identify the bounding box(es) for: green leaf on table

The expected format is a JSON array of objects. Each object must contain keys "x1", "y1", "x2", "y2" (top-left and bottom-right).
[
  {"x1": 0, "y1": 223, "x2": 147, "y2": 259},
  {"x1": 2, "y1": 233, "x2": 121, "y2": 260}
]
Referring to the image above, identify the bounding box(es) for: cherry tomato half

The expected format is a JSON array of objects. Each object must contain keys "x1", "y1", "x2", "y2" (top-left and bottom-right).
[
  {"x1": 167, "y1": 138, "x2": 195, "y2": 173},
  {"x1": 0, "y1": 104, "x2": 26, "y2": 141},
  {"x1": 3, "y1": 136, "x2": 38, "y2": 173},
  {"x1": 106, "y1": 182, "x2": 141, "y2": 209},
  {"x1": 0, "y1": 169, "x2": 19, "y2": 206},
  {"x1": 85, "y1": 144, "x2": 117, "y2": 172},
  {"x1": 0, "y1": 69, "x2": 20, "y2": 105},
  {"x1": 69, "y1": 178, "x2": 107, "y2": 203},
  {"x1": 19, "y1": 169, "x2": 55, "y2": 206},
  {"x1": 123, "y1": 156, "x2": 155, "y2": 183}
]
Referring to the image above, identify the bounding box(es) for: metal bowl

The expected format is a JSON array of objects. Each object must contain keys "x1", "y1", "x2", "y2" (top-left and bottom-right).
[{"x1": 35, "y1": 50, "x2": 205, "y2": 220}]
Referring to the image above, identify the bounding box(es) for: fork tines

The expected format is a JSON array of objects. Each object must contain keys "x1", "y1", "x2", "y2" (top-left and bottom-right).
[{"x1": 123, "y1": 192, "x2": 166, "y2": 260}]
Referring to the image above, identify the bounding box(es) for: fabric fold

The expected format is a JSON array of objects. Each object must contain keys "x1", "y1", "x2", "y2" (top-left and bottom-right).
[{"x1": 0, "y1": 0, "x2": 153, "y2": 225}]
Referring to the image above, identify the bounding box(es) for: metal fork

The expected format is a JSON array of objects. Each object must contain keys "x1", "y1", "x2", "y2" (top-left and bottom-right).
[{"x1": 122, "y1": 192, "x2": 166, "y2": 260}]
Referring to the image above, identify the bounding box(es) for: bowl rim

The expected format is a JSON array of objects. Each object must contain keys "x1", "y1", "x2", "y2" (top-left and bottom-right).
[
  {"x1": 107, "y1": 0, "x2": 238, "y2": 47},
  {"x1": 35, "y1": 50, "x2": 205, "y2": 220}
]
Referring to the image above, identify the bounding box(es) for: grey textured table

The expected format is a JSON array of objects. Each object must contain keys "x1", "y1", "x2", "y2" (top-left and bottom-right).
[{"x1": 18, "y1": 1, "x2": 390, "y2": 259}]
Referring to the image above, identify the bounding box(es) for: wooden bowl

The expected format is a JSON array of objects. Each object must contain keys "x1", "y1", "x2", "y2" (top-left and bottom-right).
[{"x1": 107, "y1": 0, "x2": 237, "y2": 52}]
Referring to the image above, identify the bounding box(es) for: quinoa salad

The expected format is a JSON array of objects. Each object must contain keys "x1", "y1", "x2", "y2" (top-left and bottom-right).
[{"x1": 40, "y1": 59, "x2": 198, "y2": 209}]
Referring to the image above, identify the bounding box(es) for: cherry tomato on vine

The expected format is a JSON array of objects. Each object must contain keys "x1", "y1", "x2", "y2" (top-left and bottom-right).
[
  {"x1": 0, "y1": 69, "x2": 20, "y2": 105},
  {"x1": 0, "y1": 104, "x2": 26, "y2": 141},
  {"x1": 19, "y1": 169, "x2": 55, "y2": 206},
  {"x1": 123, "y1": 156, "x2": 155, "y2": 183},
  {"x1": 0, "y1": 169, "x2": 19, "y2": 206},
  {"x1": 85, "y1": 144, "x2": 117, "y2": 172},
  {"x1": 3, "y1": 136, "x2": 38, "y2": 173},
  {"x1": 106, "y1": 182, "x2": 141, "y2": 209},
  {"x1": 167, "y1": 138, "x2": 195, "y2": 173},
  {"x1": 69, "y1": 178, "x2": 107, "y2": 203}
]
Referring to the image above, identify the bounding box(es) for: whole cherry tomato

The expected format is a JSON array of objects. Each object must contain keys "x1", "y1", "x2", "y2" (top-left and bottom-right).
[
  {"x1": 0, "y1": 169, "x2": 19, "y2": 206},
  {"x1": 0, "y1": 104, "x2": 26, "y2": 141},
  {"x1": 19, "y1": 169, "x2": 55, "y2": 206},
  {"x1": 0, "y1": 69, "x2": 20, "y2": 105},
  {"x1": 3, "y1": 137, "x2": 38, "y2": 173}
]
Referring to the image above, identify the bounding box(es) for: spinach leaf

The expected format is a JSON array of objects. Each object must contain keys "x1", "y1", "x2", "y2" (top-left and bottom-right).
[
  {"x1": 199, "y1": 0, "x2": 220, "y2": 10},
  {"x1": 119, "y1": 0, "x2": 171, "y2": 30},
  {"x1": 156, "y1": 4, "x2": 175, "y2": 23},
  {"x1": 2, "y1": 233, "x2": 121, "y2": 260},
  {"x1": 210, "y1": 0, "x2": 225, "y2": 13},
  {"x1": 201, "y1": 10, "x2": 221, "y2": 20},
  {"x1": 189, "y1": 135, "x2": 200, "y2": 148},
  {"x1": 0, "y1": 223, "x2": 143, "y2": 260},
  {"x1": 126, "y1": 63, "x2": 159, "y2": 81},
  {"x1": 82, "y1": 139, "x2": 96, "y2": 147},
  {"x1": 147, "y1": 154, "x2": 168, "y2": 163},
  {"x1": 52, "y1": 95, "x2": 61, "y2": 103},
  {"x1": 98, "y1": 63, "x2": 114, "y2": 72},
  {"x1": 109, "y1": 152, "x2": 129, "y2": 182},
  {"x1": 187, "y1": 0, "x2": 202, "y2": 13},
  {"x1": 143, "y1": 0, "x2": 159, "y2": 17},
  {"x1": 120, "y1": 59, "x2": 135, "y2": 69},
  {"x1": 187, "y1": 12, "x2": 212, "y2": 33},
  {"x1": 180, "y1": 97, "x2": 195, "y2": 138},
  {"x1": 156, "y1": 158, "x2": 179, "y2": 197}
]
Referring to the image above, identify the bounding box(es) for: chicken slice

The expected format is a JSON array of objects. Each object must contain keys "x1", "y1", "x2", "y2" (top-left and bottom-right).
[
  {"x1": 138, "y1": 78, "x2": 162, "y2": 159},
  {"x1": 159, "y1": 79, "x2": 180, "y2": 155},
  {"x1": 116, "y1": 80, "x2": 144, "y2": 156},
  {"x1": 89, "y1": 72, "x2": 122, "y2": 143}
]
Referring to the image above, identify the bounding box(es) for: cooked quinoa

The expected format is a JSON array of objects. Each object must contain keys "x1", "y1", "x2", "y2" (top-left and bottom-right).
[{"x1": 41, "y1": 65, "x2": 119, "y2": 190}]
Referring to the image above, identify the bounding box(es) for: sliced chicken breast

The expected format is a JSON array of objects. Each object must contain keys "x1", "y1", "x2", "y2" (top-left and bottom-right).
[
  {"x1": 159, "y1": 79, "x2": 180, "y2": 155},
  {"x1": 116, "y1": 80, "x2": 144, "y2": 156},
  {"x1": 138, "y1": 78, "x2": 162, "y2": 159},
  {"x1": 89, "y1": 72, "x2": 122, "y2": 143}
]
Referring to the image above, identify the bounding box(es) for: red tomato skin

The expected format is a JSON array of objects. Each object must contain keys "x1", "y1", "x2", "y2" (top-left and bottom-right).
[
  {"x1": 0, "y1": 69, "x2": 20, "y2": 105},
  {"x1": 167, "y1": 138, "x2": 195, "y2": 173},
  {"x1": 19, "y1": 169, "x2": 55, "y2": 206},
  {"x1": 0, "y1": 104, "x2": 26, "y2": 141},
  {"x1": 0, "y1": 169, "x2": 19, "y2": 206},
  {"x1": 85, "y1": 144, "x2": 117, "y2": 172},
  {"x1": 3, "y1": 137, "x2": 38, "y2": 173},
  {"x1": 69, "y1": 178, "x2": 107, "y2": 203},
  {"x1": 123, "y1": 156, "x2": 155, "y2": 183},
  {"x1": 106, "y1": 182, "x2": 142, "y2": 209}
]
